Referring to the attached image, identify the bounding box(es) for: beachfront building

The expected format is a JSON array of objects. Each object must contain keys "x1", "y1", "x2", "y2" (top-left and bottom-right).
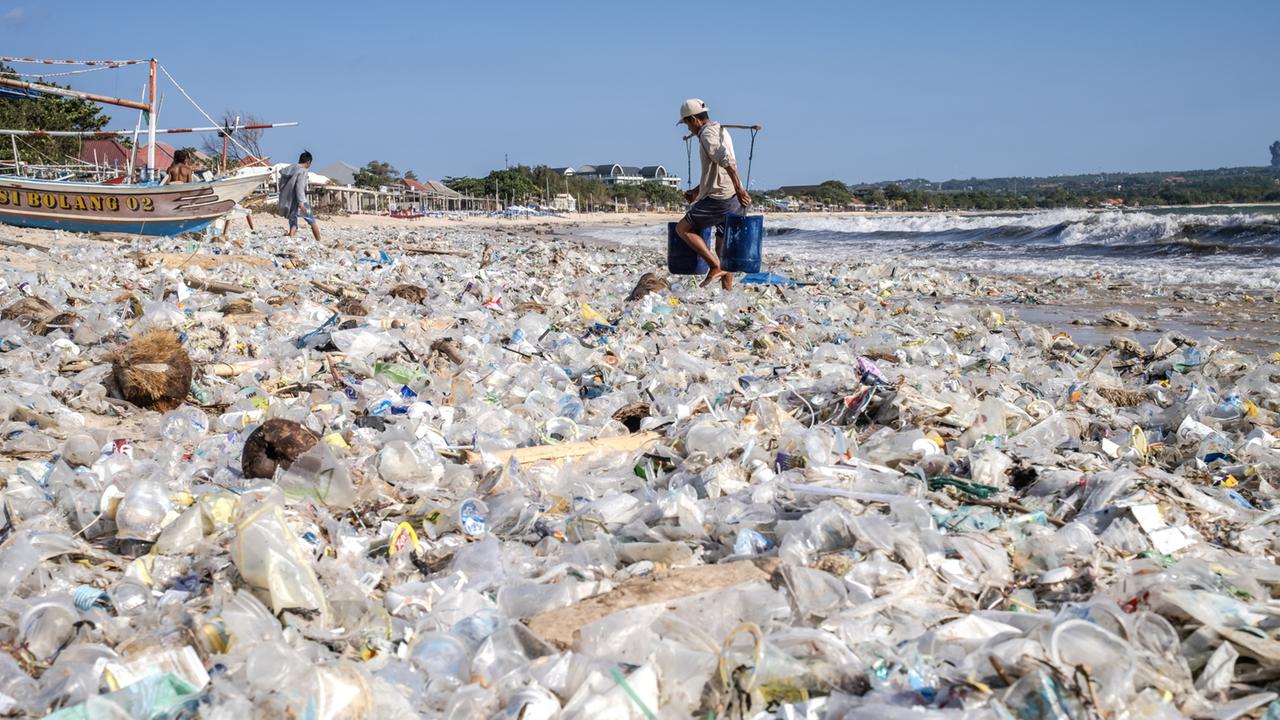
[
  {"x1": 396, "y1": 177, "x2": 486, "y2": 212},
  {"x1": 314, "y1": 161, "x2": 358, "y2": 187},
  {"x1": 555, "y1": 164, "x2": 681, "y2": 188},
  {"x1": 550, "y1": 193, "x2": 577, "y2": 213},
  {"x1": 304, "y1": 162, "x2": 496, "y2": 213}
]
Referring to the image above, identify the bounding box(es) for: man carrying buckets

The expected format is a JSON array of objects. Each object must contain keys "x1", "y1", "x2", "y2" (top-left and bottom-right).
[{"x1": 675, "y1": 98, "x2": 753, "y2": 289}]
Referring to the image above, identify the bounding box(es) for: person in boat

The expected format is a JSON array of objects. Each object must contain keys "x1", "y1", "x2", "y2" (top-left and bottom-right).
[
  {"x1": 162, "y1": 149, "x2": 195, "y2": 184},
  {"x1": 278, "y1": 150, "x2": 321, "y2": 241},
  {"x1": 673, "y1": 98, "x2": 752, "y2": 289}
]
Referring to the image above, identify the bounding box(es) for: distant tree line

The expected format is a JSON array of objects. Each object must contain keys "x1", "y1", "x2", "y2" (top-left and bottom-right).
[
  {"x1": 0, "y1": 62, "x2": 109, "y2": 165},
  {"x1": 837, "y1": 166, "x2": 1280, "y2": 210},
  {"x1": 444, "y1": 165, "x2": 686, "y2": 210}
]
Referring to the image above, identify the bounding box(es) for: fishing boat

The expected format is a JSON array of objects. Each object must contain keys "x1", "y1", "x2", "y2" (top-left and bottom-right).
[
  {"x1": 0, "y1": 56, "x2": 295, "y2": 236},
  {"x1": 0, "y1": 169, "x2": 269, "y2": 235}
]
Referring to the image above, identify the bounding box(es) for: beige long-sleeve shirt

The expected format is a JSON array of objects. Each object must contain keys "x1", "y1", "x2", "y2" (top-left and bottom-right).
[{"x1": 696, "y1": 121, "x2": 738, "y2": 201}]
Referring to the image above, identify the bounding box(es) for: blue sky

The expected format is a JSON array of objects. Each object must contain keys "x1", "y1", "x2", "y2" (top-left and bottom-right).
[{"x1": 3, "y1": 0, "x2": 1278, "y2": 187}]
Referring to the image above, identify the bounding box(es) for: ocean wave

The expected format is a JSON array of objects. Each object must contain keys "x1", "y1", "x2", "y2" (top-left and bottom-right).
[
  {"x1": 764, "y1": 208, "x2": 1280, "y2": 238},
  {"x1": 762, "y1": 208, "x2": 1280, "y2": 254},
  {"x1": 764, "y1": 208, "x2": 1093, "y2": 235},
  {"x1": 579, "y1": 207, "x2": 1280, "y2": 288}
]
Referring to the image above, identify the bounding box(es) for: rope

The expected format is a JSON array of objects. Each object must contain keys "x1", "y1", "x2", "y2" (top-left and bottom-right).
[
  {"x1": 686, "y1": 136, "x2": 693, "y2": 191},
  {"x1": 608, "y1": 668, "x2": 658, "y2": 720},
  {"x1": 717, "y1": 622, "x2": 764, "y2": 695},
  {"x1": 683, "y1": 125, "x2": 760, "y2": 194},
  {"x1": 157, "y1": 63, "x2": 258, "y2": 163},
  {"x1": 11, "y1": 65, "x2": 120, "y2": 80},
  {"x1": 0, "y1": 57, "x2": 144, "y2": 66}
]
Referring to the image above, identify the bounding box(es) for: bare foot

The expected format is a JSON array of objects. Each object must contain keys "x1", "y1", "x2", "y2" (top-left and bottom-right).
[
  {"x1": 720, "y1": 273, "x2": 734, "y2": 291},
  {"x1": 700, "y1": 267, "x2": 728, "y2": 288}
]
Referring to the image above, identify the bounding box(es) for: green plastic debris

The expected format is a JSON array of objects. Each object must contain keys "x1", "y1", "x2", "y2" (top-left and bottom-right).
[
  {"x1": 927, "y1": 476, "x2": 1001, "y2": 499},
  {"x1": 46, "y1": 672, "x2": 201, "y2": 720}
]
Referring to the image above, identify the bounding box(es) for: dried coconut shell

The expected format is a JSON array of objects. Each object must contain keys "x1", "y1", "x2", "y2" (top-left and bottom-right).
[
  {"x1": 389, "y1": 284, "x2": 429, "y2": 304},
  {"x1": 241, "y1": 418, "x2": 319, "y2": 479},
  {"x1": 611, "y1": 402, "x2": 651, "y2": 433},
  {"x1": 221, "y1": 298, "x2": 255, "y2": 315},
  {"x1": 109, "y1": 328, "x2": 193, "y2": 411},
  {"x1": 626, "y1": 272, "x2": 669, "y2": 302},
  {"x1": 1097, "y1": 386, "x2": 1147, "y2": 407},
  {"x1": 38, "y1": 311, "x2": 82, "y2": 336},
  {"x1": 2, "y1": 296, "x2": 56, "y2": 329},
  {"x1": 337, "y1": 298, "x2": 368, "y2": 317},
  {"x1": 430, "y1": 337, "x2": 464, "y2": 365}
]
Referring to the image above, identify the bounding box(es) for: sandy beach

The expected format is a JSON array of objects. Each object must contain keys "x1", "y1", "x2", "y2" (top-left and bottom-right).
[{"x1": 1, "y1": 213, "x2": 1278, "y2": 717}]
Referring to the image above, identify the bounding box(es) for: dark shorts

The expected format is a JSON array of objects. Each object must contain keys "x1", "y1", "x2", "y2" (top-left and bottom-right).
[{"x1": 682, "y1": 196, "x2": 741, "y2": 236}]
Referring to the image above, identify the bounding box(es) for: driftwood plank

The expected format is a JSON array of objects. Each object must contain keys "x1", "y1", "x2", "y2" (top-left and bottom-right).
[
  {"x1": 461, "y1": 431, "x2": 661, "y2": 466},
  {"x1": 525, "y1": 558, "x2": 780, "y2": 649}
]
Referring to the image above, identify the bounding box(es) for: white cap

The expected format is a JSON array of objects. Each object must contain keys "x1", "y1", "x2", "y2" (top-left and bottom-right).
[{"x1": 677, "y1": 98, "x2": 708, "y2": 124}]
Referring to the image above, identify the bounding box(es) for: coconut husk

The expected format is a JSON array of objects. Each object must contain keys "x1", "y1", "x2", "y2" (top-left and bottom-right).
[
  {"x1": 430, "y1": 337, "x2": 465, "y2": 365},
  {"x1": 626, "y1": 272, "x2": 669, "y2": 302},
  {"x1": 1097, "y1": 386, "x2": 1147, "y2": 407},
  {"x1": 38, "y1": 311, "x2": 82, "y2": 336},
  {"x1": 862, "y1": 349, "x2": 900, "y2": 364},
  {"x1": 611, "y1": 402, "x2": 651, "y2": 433},
  {"x1": 108, "y1": 328, "x2": 193, "y2": 411},
  {"x1": 241, "y1": 418, "x2": 320, "y2": 479},
  {"x1": 388, "y1": 284, "x2": 429, "y2": 304},
  {"x1": 2, "y1": 296, "x2": 56, "y2": 330},
  {"x1": 221, "y1": 298, "x2": 255, "y2": 315},
  {"x1": 337, "y1": 298, "x2": 368, "y2": 317}
]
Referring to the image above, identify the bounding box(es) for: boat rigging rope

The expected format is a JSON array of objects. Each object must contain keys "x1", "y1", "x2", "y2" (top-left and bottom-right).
[
  {"x1": 10, "y1": 65, "x2": 120, "y2": 81},
  {"x1": 157, "y1": 63, "x2": 259, "y2": 163},
  {"x1": 0, "y1": 57, "x2": 144, "y2": 67}
]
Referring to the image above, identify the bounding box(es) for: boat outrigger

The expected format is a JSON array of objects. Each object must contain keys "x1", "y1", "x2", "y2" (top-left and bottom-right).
[{"x1": 0, "y1": 57, "x2": 295, "y2": 236}]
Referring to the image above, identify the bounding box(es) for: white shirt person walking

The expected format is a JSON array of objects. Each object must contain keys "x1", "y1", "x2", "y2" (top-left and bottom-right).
[{"x1": 671, "y1": 98, "x2": 753, "y2": 289}]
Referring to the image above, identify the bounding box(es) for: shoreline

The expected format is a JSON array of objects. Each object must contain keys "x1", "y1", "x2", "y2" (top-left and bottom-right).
[
  {"x1": 310, "y1": 201, "x2": 1280, "y2": 232},
  {"x1": 3, "y1": 208, "x2": 1275, "y2": 359}
]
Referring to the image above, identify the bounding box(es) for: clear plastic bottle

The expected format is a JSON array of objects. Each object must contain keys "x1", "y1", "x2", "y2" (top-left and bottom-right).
[
  {"x1": 114, "y1": 478, "x2": 173, "y2": 541},
  {"x1": 160, "y1": 406, "x2": 210, "y2": 444}
]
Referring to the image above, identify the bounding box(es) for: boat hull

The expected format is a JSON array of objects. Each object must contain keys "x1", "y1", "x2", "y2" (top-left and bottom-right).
[{"x1": 0, "y1": 172, "x2": 266, "y2": 236}]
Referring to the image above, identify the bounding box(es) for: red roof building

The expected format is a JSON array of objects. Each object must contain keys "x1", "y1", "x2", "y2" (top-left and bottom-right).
[
  {"x1": 400, "y1": 178, "x2": 430, "y2": 193},
  {"x1": 78, "y1": 139, "x2": 131, "y2": 169},
  {"x1": 133, "y1": 142, "x2": 177, "y2": 170}
]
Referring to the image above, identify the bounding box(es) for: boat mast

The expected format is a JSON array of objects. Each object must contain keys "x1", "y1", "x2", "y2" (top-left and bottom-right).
[{"x1": 146, "y1": 58, "x2": 157, "y2": 182}]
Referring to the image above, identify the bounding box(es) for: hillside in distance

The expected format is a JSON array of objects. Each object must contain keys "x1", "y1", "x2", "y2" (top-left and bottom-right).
[{"x1": 841, "y1": 164, "x2": 1280, "y2": 210}]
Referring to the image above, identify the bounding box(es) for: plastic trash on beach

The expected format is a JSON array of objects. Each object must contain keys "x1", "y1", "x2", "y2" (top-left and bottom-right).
[{"x1": 0, "y1": 214, "x2": 1278, "y2": 718}]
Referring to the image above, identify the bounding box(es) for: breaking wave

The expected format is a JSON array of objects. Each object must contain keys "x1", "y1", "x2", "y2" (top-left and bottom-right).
[
  {"x1": 584, "y1": 206, "x2": 1280, "y2": 287},
  {"x1": 763, "y1": 209, "x2": 1280, "y2": 259}
]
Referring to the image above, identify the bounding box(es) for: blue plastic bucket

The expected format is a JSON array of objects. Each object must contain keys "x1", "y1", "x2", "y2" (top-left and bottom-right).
[
  {"x1": 722, "y1": 214, "x2": 763, "y2": 273},
  {"x1": 667, "y1": 222, "x2": 712, "y2": 275}
]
